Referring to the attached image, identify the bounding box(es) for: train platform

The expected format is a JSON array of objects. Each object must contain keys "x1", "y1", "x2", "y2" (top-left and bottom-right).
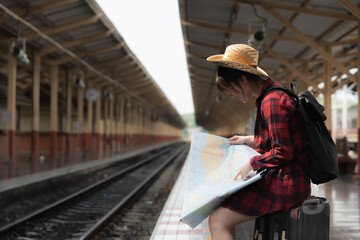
[
  {"x1": 0, "y1": 141, "x2": 176, "y2": 196},
  {"x1": 151, "y1": 154, "x2": 360, "y2": 240}
]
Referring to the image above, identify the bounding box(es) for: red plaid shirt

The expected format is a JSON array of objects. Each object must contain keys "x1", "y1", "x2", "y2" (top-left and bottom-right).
[{"x1": 222, "y1": 79, "x2": 311, "y2": 216}]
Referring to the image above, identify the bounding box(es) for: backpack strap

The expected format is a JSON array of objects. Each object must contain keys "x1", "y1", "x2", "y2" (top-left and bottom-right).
[
  {"x1": 258, "y1": 84, "x2": 298, "y2": 104},
  {"x1": 290, "y1": 82, "x2": 298, "y2": 95}
]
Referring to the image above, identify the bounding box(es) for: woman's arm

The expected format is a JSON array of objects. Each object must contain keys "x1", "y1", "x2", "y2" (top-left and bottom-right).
[
  {"x1": 250, "y1": 93, "x2": 295, "y2": 171},
  {"x1": 229, "y1": 135, "x2": 254, "y2": 145}
]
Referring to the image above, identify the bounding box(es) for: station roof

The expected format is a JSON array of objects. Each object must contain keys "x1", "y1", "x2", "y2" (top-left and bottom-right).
[
  {"x1": 179, "y1": 0, "x2": 360, "y2": 131},
  {"x1": 0, "y1": 0, "x2": 186, "y2": 129}
]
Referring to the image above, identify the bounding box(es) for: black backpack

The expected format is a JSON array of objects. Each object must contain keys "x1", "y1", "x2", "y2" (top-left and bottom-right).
[{"x1": 259, "y1": 82, "x2": 339, "y2": 184}]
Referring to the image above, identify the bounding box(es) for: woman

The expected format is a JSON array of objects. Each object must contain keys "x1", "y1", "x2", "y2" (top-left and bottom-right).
[{"x1": 206, "y1": 44, "x2": 311, "y2": 240}]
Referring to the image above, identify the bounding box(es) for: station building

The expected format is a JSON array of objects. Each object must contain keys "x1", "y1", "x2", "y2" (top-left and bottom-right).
[{"x1": 0, "y1": 0, "x2": 185, "y2": 179}]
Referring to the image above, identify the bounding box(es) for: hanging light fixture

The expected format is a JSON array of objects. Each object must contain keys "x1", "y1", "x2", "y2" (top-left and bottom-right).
[
  {"x1": 247, "y1": 4, "x2": 267, "y2": 50},
  {"x1": 73, "y1": 71, "x2": 85, "y2": 88},
  {"x1": 10, "y1": 37, "x2": 30, "y2": 66}
]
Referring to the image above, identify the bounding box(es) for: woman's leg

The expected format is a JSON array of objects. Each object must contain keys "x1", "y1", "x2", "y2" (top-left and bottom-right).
[{"x1": 209, "y1": 206, "x2": 257, "y2": 240}]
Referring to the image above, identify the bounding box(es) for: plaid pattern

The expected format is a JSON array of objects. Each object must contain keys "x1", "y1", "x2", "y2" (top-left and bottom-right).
[{"x1": 222, "y1": 79, "x2": 311, "y2": 216}]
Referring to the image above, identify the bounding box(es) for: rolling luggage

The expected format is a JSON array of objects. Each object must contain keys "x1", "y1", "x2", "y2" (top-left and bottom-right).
[{"x1": 253, "y1": 196, "x2": 330, "y2": 240}]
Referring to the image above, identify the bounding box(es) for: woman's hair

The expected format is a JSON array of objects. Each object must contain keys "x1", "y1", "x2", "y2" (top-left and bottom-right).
[{"x1": 215, "y1": 66, "x2": 261, "y2": 93}]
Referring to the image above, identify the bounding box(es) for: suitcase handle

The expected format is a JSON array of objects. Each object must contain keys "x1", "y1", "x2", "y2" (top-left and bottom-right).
[
  {"x1": 302, "y1": 197, "x2": 325, "y2": 215},
  {"x1": 303, "y1": 198, "x2": 320, "y2": 205}
]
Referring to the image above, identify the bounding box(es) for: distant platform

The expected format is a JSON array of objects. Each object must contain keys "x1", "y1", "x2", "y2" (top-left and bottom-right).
[{"x1": 0, "y1": 142, "x2": 176, "y2": 196}]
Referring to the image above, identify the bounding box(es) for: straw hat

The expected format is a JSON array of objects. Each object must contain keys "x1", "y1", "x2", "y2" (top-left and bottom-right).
[{"x1": 206, "y1": 44, "x2": 269, "y2": 80}]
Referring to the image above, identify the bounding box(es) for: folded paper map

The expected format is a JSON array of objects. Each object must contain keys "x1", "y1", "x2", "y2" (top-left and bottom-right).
[{"x1": 180, "y1": 131, "x2": 262, "y2": 228}]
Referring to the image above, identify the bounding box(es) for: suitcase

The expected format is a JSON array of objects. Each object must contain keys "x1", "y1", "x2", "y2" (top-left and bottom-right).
[{"x1": 253, "y1": 196, "x2": 330, "y2": 240}]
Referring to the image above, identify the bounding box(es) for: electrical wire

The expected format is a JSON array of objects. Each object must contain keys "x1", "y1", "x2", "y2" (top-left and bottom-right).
[{"x1": 250, "y1": 3, "x2": 267, "y2": 27}]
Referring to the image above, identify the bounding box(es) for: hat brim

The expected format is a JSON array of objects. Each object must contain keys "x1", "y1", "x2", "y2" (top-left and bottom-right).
[{"x1": 207, "y1": 54, "x2": 269, "y2": 80}]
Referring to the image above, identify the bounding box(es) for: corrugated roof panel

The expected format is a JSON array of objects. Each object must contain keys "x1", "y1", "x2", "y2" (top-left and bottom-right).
[
  {"x1": 94, "y1": 48, "x2": 127, "y2": 61},
  {"x1": 236, "y1": 5, "x2": 294, "y2": 32},
  {"x1": 292, "y1": 15, "x2": 337, "y2": 38},
  {"x1": 186, "y1": 0, "x2": 234, "y2": 26},
  {"x1": 272, "y1": 41, "x2": 309, "y2": 59},
  {"x1": 45, "y1": 6, "x2": 93, "y2": 26},
  {"x1": 189, "y1": 57, "x2": 209, "y2": 67},
  {"x1": 83, "y1": 37, "x2": 117, "y2": 50},
  {"x1": 47, "y1": 33, "x2": 70, "y2": 44},
  {"x1": 188, "y1": 45, "x2": 213, "y2": 60},
  {"x1": 41, "y1": 1, "x2": 85, "y2": 16},
  {"x1": 260, "y1": 57, "x2": 282, "y2": 69},
  {"x1": 30, "y1": 0, "x2": 51, "y2": 5},
  {"x1": 0, "y1": 0, "x2": 20, "y2": 10},
  {"x1": 322, "y1": 20, "x2": 358, "y2": 42},
  {"x1": 187, "y1": 27, "x2": 225, "y2": 46},
  {"x1": 191, "y1": 68, "x2": 214, "y2": 79},
  {"x1": 93, "y1": 51, "x2": 124, "y2": 61},
  {"x1": 228, "y1": 32, "x2": 250, "y2": 46},
  {"x1": 310, "y1": 0, "x2": 358, "y2": 10},
  {"x1": 66, "y1": 23, "x2": 107, "y2": 39}
]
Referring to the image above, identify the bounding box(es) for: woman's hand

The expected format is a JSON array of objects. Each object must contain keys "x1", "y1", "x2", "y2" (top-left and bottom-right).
[
  {"x1": 234, "y1": 161, "x2": 254, "y2": 181},
  {"x1": 229, "y1": 135, "x2": 254, "y2": 145}
]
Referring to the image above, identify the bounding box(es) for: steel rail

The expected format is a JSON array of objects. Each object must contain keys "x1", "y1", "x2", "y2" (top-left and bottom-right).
[{"x1": 79, "y1": 143, "x2": 189, "y2": 240}]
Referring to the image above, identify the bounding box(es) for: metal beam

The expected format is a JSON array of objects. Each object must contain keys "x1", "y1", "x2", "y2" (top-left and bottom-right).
[
  {"x1": 40, "y1": 29, "x2": 114, "y2": 56},
  {"x1": 16, "y1": 0, "x2": 79, "y2": 16},
  {"x1": 235, "y1": 0, "x2": 358, "y2": 21},
  {"x1": 262, "y1": 43, "x2": 312, "y2": 87},
  {"x1": 182, "y1": 20, "x2": 302, "y2": 43},
  {"x1": 338, "y1": 0, "x2": 360, "y2": 19},
  {"x1": 53, "y1": 43, "x2": 124, "y2": 65},
  {"x1": 24, "y1": 14, "x2": 103, "y2": 42},
  {"x1": 264, "y1": 7, "x2": 357, "y2": 83}
]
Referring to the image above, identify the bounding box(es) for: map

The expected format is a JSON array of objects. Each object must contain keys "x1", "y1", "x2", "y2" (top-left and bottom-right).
[{"x1": 180, "y1": 131, "x2": 263, "y2": 229}]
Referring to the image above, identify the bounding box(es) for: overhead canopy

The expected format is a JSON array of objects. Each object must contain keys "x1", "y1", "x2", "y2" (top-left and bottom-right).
[
  {"x1": 0, "y1": 0, "x2": 186, "y2": 129},
  {"x1": 179, "y1": 0, "x2": 360, "y2": 131}
]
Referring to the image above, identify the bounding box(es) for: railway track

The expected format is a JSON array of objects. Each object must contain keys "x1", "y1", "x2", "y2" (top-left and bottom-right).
[
  {"x1": 0, "y1": 142, "x2": 188, "y2": 239},
  {"x1": 0, "y1": 145, "x2": 173, "y2": 228}
]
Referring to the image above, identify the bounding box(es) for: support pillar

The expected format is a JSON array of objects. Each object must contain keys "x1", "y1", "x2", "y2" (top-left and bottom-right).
[
  {"x1": 119, "y1": 97, "x2": 125, "y2": 152},
  {"x1": 50, "y1": 64, "x2": 59, "y2": 168},
  {"x1": 134, "y1": 103, "x2": 138, "y2": 146},
  {"x1": 77, "y1": 86, "x2": 84, "y2": 161},
  {"x1": 129, "y1": 100, "x2": 134, "y2": 147},
  {"x1": 95, "y1": 88, "x2": 102, "y2": 158},
  {"x1": 109, "y1": 95, "x2": 114, "y2": 154},
  {"x1": 31, "y1": 52, "x2": 40, "y2": 172},
  {"x1": 324, "y1": 44, "x2": 332, "y2": 135},
  {"x1": 86, "y1": 81, "x2": 93, "y2": 160},
  {"x1": 140, "y1": 107, "x2": 144, "y2": 145},
  {"x1": 342, "y1": 85, "x2": 348, "y2": 136},
  {"x1": 356, "y1": 22, "x2": 360, "y2": 180},
  {"x1": 65, "y1": 70, "x2": 73, "y2": 160},
  {"x1": 7, "y1": 52, "x2": 17, "y2": 178},
  {"x1": 103, "y1": 97, "x2": 108, "y2": 155},
  {"x1": 124, "y1": 98, "x2": 129, "y2": 150},
  {"x1": 115, "y1": 95, "x2": 120, "y2": 153}
]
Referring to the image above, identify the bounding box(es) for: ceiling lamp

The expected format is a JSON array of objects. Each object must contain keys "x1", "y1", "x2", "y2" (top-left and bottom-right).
[
  {"x1": 10, "y1": 37, "x2": 30, "y2": 66},
  {"x1": 247, "y1": 4, "x2": 267, "y2": 50}
]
